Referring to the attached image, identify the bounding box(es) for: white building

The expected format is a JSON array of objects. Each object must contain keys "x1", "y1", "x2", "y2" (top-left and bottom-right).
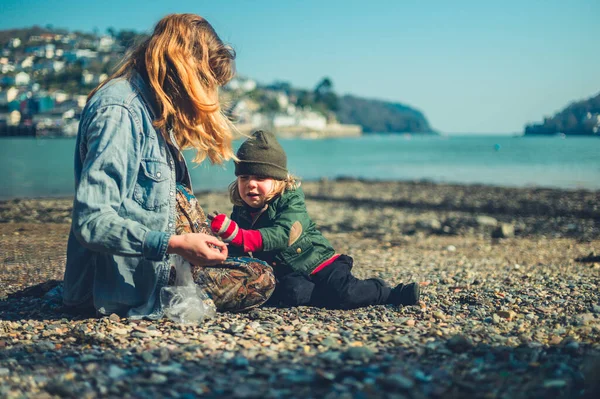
[
  {"x1": 21, "y1": 56, "x2": 35, "y2": 69},
  {"x1": 97, "y1": 36, "x2": 115, "y2": 52},
  {"x1": 52, "y1": 60, "x2": 66, "y2": 72},
  {"x1": 227, "y1": 77, "x2": 257, "y2": 93},
  {"x1": 229, "y1": 99, "x2": 260, "y2": 124},
  {"x1": 8, "y1": 110, "x2": 21, "y2": 126},
  {"x1": 53, "y1": 91, "x2": 69, "y2": 103},
  {"x1": 0, "y1": 87, "x2": 20, "y2": 105},
  {"x1": 272, "y1": 114, "x2": 297, "y2": 128},
  {"x1": 297, "y1": 110, "x2": 327, "y2": 130},
  {"x1": 15, "y1": 72, "x2": 31, "y2": 86},
  {"x1": 276, "y1": 92, "x2": 289, "y2": 109},
  {"x1": 9, "y1": 38, "x2": 21, "y2": 48},
  {"x1": 77, "y1": 95, "x2": 88, "y2": 108},
  {"x1": 44, "y1": 44, "x2": 56, "y2": 59},
  {"x1": 81, "y1": 71, "x2": 108, "y2": 86},
  {"x1": 271, "y1": 110, "x2": 327, "y2": 131},
  {"x1": 64, "y1": 49, "x2": 98, "y2": 62},
  {"x1": 0, "y1": 63, "x2": 15, "y2": 74}
]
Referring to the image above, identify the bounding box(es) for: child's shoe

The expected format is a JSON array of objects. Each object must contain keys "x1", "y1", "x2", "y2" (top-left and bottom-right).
[{"x1": 387, "y1": 282, "x2": 420, "y2": 306}]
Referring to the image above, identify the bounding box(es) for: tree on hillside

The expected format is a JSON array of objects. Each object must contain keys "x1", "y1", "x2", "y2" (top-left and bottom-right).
[
  {"x1": 525, "y1": 92, "x2": 600, "y2": 135},
  {"x1": 314, "y1": 78, "x2": 332, "y2": 97},
  {"x1": 116, "y1": 30, "x2": 142, "y2": 48},
  {"x1": 314, "y1": 77, "x2": 338, "y2": 112}
]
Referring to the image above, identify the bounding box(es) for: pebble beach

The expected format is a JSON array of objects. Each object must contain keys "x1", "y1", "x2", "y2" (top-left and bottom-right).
[{"x1": 1, "y1": 179, "x2": 599, "y2": 398}]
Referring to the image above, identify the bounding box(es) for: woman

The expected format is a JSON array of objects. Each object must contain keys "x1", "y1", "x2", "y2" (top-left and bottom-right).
[{"x1": 63, "y1": 14, "x2": 274, "y2": 318}]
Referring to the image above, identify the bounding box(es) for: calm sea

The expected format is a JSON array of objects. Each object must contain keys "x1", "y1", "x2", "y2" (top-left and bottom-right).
[{"x1": 0, "y1": 134, "x2": 599, "y2": 200}]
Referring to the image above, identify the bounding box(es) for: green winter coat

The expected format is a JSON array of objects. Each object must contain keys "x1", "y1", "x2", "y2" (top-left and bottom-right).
[{"x1": 230, "y1": 187, "x2": 336, "y2": 277}]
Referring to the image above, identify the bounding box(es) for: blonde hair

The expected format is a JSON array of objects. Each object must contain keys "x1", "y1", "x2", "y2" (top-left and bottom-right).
[
  {"x1": 88, "y1": 14, "x2": 236, "y2": 165},
  {"x1": 229, "y1": 174, "x2": 300, "y2": 206}
]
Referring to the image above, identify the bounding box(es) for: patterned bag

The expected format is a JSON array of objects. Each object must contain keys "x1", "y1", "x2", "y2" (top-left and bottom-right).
[{"x1": 169, "y1": 184, "x2": 275, "y2": 312}]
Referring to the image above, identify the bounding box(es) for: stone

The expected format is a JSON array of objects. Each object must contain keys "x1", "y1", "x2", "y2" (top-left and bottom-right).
[
  {"x1": 493, "y1": 224, "x2": 515, "y2": 238},
  {"x1": 446, "y1": 334, "x2": 473, "y2": 353},
  {"x1": 476, "y1": 216, "x2": 498, "y2": 227},
  {"x1": 497, "y1": 310, "x2": 516, "y2": 321},
  {"x1": 345, "y1": 346, "x2": 375, "y2": 361},
  {"x1": 543, "y1": 379, "x2": 567, "y2": 389},
  {"x1": 379, "y1": 374, "x2": 414, "y2": 390}
]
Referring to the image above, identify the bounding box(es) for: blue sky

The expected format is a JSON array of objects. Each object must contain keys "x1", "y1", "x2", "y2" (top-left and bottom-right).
[{"x1": 1, "y1": 0, "x2": 599, "y2": 134}]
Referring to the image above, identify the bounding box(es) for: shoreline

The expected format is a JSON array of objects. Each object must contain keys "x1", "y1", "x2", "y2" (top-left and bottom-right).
[
  {"x1": 1, "y1": 179, "x2": 599, "y2": 398},
  {"x1": 2, "y1": 179, "x2": 598, "y2": 237},
  {"x1": 1, "y1": 176, "x2": 599, "y2": 203}
]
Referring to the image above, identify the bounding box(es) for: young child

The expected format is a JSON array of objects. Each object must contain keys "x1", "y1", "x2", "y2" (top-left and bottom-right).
[{"x1": 209, "y1": 130, "x2": 420, "y2": 309}]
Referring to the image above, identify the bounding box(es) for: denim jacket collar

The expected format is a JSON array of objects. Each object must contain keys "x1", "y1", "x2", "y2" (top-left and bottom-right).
[{"x1": 130, "y1": 70, "x2": 159, "y2": 120}]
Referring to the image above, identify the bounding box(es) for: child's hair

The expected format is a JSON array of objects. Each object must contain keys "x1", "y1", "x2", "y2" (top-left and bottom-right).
[
  {"x1": 88, "y1": 14, "x2": 236, "y2": 166},
  {"x1": 229, "y1": 174, "x2": 300, "y2": 206}
]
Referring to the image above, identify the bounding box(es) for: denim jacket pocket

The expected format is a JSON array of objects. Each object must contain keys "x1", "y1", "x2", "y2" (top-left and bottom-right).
[{"x1": 133, "y1": 159, "x2": 170, "y2": 210}]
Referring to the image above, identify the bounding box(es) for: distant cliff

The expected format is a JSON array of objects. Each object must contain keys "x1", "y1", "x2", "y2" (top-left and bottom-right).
[
  {"x1": 337, "y1": 95, "x2": 435, "y2": 134},
  {"x1": 524, "y1": 92, "x2": 600, "y2": 136}
]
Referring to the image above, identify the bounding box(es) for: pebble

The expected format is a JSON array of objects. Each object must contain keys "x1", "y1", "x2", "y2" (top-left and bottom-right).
[
  {"x1": 345, "y1": 346, "x2": 374, "y2": 361},
  {"x1": 497, "y1": 310, "x2": 516, "y2": 321},
  {"x1": 108, "y1": 365, "x2": 127, "y2": 380},
  {"x1": 141, "y1": 351, "x2": 154, "y2": 363},
  {"x1": 1, "y1": 180, "x2": 599, "y2": 398},
  {"x1": 446, "y1": 334, "x2": 473, "y2": 353},
  {"x1": 543, "y1": 379, "x2": 567, "y2": 389},
  {"x1": 380, "y1": 374, "x2": 414, "y2": 390}
]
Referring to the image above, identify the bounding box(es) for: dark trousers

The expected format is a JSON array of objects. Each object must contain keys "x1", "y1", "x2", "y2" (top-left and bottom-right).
[{"x1": 266, "y1": 255, "x2": 392, "y2": 309}]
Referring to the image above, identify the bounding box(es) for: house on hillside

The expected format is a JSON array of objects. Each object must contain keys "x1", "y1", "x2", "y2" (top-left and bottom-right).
[
  {"x1": 97, "y1": 36, "x2": 116, "y2": 52},
  {"x1": 9, "y1": 38, "x2": 21, "y2": 48},
  {"x1": 0, "y1": 87, "x2": 20, "y2": 105},
  {"x1": 20, "y1": 56, "x2": 35, "y2": 69},
  {"x1": 33, "y1": 60, "x2": 66, "y2": 73},
  {"x1": 0, "y1": 63, "x2": 15, "y2": 74},
  {"x1": 52, "y1": 91, "x2": 69, "y2": 104},
  {"x1": 15, "y1": 72, "x2": 31, "y2": 86},
  {"x1": 227, "y1": 77, "x2": 257, "y2": 93},
  {"x1": 81, "y1": 71, "x2": 107, "y2": 86},
  {"x1": 63, "y1": 49, "x2": 98, "y2": 65}
]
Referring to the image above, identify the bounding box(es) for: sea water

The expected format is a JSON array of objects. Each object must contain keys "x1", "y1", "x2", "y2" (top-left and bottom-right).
[{"x1": 0, "y1": 134, "x2": 598, "y2": 200}]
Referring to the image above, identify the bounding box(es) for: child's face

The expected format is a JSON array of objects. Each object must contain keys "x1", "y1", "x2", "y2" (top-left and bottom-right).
[{"x1": 237, "y1": 175, "x2": 275, "y2": 208}]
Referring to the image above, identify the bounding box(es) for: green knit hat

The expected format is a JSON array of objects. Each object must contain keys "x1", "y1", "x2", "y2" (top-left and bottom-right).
[{"x1": 235, "y1": 130, "x2": 288, "y2": 180}]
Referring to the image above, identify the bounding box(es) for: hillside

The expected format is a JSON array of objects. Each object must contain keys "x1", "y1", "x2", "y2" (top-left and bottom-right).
[
  {"x1": 524, "y1": 92, "x2": 600, "y2": 136},
  {"x1": 337, "y1": 95, "x2": 434, "y2": 134},
  {"x1": 1, "y1": 26, "x2": 435, "y2": 136}
]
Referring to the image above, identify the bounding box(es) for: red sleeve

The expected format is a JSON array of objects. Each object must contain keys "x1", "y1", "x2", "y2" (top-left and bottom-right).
[{"x1": 241, "y1": 229, "x2": 263, "y2": 253}]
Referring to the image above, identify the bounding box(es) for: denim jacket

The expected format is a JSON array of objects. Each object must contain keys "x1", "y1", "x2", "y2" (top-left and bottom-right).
[{"x1": 63, "y1": 71, "x2": 190, "y2": 319}]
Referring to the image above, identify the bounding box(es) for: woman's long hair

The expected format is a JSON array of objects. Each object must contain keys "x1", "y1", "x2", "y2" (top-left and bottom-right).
[{"x1": 89, "y1": 14, "x2": 236, "y2": 164}]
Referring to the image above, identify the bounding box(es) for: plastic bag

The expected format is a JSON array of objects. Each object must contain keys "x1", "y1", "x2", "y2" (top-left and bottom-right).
[{"x1": 160, "y1": 255, "x2": 216, "y2": 324}]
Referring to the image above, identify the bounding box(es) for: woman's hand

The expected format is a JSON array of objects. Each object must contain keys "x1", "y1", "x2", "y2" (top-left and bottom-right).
[{"x1": 167, "y1": 233, "x2": 228, "y2": 265}]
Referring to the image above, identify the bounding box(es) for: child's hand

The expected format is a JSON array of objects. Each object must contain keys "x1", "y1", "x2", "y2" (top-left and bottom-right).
[{"x1": 209, "y1": 213, "x2": 242, "y2": 246}]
